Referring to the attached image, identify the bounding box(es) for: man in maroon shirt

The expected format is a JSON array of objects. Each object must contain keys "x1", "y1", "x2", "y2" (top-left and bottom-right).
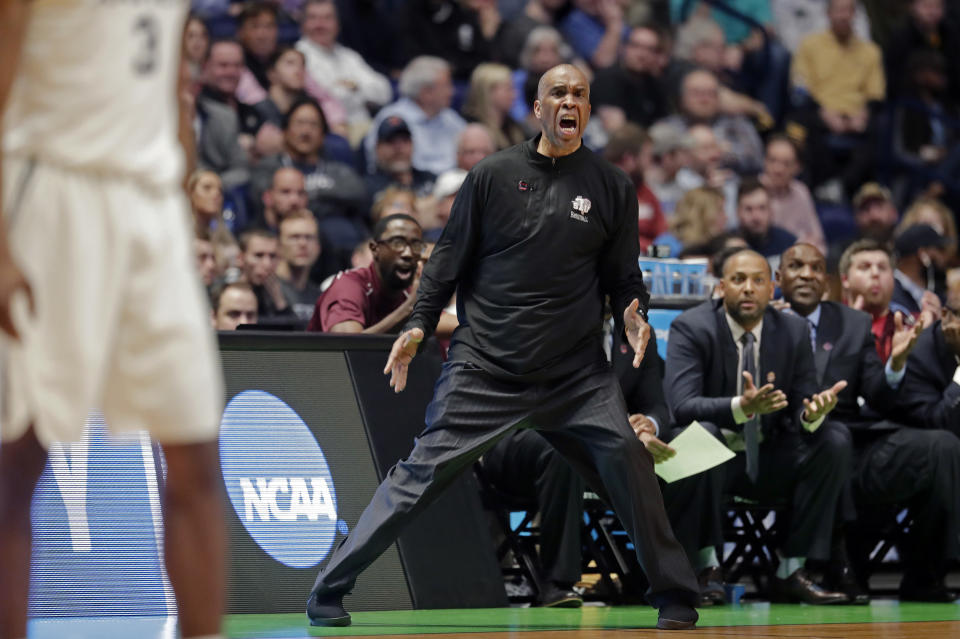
[{"x1": 307, "y1": 213, "x2": 424, "y2": 332}]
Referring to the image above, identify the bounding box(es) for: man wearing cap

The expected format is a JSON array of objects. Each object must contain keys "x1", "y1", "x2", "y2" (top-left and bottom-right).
[
  {"x1": 646, "y1": 121, "x2": 694, "y2": 217},
  {"x1": 852, "y1": 183, "x2": 899, "y2": 245},
  {"x1": 893, "y1": 224, "x2": 950, "y2": 320},
  {"x1": 365, "y1": 116, "x2": 437, "y2": 203}
]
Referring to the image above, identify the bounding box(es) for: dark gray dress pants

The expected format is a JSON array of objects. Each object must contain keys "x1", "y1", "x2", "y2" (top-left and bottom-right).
[
  {"x1": 662, "y1": 420, "x2": 852, "y2": 563},
  {"x1": 310, "y1": 360, "x2": 699, "y2": 607}
]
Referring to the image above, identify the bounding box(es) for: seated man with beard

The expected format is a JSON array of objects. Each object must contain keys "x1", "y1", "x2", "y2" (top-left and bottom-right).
[{"x1": 307, "y1": 214, "x2": 423, "y2": 333}]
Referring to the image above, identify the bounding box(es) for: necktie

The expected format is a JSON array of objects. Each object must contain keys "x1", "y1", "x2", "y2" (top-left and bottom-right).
[
  {"x1": 808, "y1": 318, "x2": 817, "y2": 353},
  {"x1": 741, "y1": 331, "x2": 760, "y2": 482}
]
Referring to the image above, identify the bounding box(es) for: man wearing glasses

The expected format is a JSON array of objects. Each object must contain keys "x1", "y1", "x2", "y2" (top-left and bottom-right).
[{"x1": 307, "y1": 213, "x2": 424, "y2": 333}]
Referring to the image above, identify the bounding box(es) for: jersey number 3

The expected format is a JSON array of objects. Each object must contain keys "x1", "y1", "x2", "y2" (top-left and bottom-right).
[{"x1": 133, "y1": 15, "x2": 160, "y2": 76}]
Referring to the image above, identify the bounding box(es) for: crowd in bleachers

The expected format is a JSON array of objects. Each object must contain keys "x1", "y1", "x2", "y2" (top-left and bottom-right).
[
  {"x1": 187, "y1": 0, "x2": 960, "y2": 606},
  {"x1": 185, "y1": 0, "x2": 960, "y2": 335}
]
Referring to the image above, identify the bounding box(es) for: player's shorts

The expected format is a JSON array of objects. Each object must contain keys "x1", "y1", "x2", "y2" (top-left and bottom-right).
[{"x1": 1, "y1": 157, "x2": 223, "y2": 448}]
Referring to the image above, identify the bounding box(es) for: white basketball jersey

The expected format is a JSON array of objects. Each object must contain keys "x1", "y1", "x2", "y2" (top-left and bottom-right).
[{"x1": 2, "y1": 0, "x2": 189, "y2": 190}]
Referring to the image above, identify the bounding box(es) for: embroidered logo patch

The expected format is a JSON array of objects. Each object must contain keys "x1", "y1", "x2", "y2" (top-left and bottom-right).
[{"x1": 569, "y1": 195, "x2": 591, "y2": 222}]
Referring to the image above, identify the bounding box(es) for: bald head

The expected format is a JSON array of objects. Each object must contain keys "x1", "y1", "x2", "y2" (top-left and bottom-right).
[
  {"x1": 536, "y1": 64, "x2": 588, "y2": 101},
  {"x1": 721, "y1": 250, "x2": 774, "y2": 329}
]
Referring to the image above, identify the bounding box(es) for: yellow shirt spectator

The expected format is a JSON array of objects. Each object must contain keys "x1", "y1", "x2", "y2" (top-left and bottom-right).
[{"x1": 791, "y1": 30, "x2": 886, "y2": 116}]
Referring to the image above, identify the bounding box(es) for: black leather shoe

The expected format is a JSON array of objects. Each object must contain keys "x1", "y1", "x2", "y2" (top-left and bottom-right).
[
  {"x1": 900, "y1": 578, "x2": 958, "y2": 603},
  {"x1": 697, "y1": 566, "x2": 726, "y2": 606},
  {"x1": 770, "y1": 568, "x2": 848, "y2": 605},
  {"x1": 824, "y1": 564, "x2": 870, "y2": 605},
  {"x1": 657, "y1": 602, "x2": 698, "y2": 630},
  {"x1": 307, "y1": 591, "x2": 352, "y2": 627},
  {"x1": 538, "y1": 583, "x2": 583, "y2": 608}
]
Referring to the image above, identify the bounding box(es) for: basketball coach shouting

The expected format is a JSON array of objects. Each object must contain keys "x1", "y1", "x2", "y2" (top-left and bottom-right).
[{"x1": 306, "y1": 64, "x2": 700, "y2": 630}]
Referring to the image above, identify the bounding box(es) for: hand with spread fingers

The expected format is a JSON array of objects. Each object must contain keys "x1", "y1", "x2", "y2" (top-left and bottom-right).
[
  {"x1": 890, "y1": 311, "x2": 923, "y2": 372},
  {"x1": 801, "y1": 380, "x2": 848, "y2": 423},
  {"x1": 383, "y1": 327, "x2": 424, "y2": 393},
  {"x1": 740, "y1": 371, "x2": 788, "y2": 416},
  {"x1": 624, "y1": 298, "x2": 651, "y2": 368}
]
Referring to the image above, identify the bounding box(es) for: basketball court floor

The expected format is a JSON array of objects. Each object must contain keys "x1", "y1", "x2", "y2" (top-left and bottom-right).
[{"x1": 27, "y1": 602, "x2": 960, "y2": 638}]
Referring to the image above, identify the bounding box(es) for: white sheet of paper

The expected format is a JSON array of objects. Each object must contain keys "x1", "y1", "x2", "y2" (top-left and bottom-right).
[{"x1": 654, "y1": 421, "x2": 736, "y2": 483}]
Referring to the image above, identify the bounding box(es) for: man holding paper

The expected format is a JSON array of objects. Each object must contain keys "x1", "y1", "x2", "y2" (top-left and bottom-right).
[{"x1": 663, "y1": 249, "x2": 852, "y2": 605}]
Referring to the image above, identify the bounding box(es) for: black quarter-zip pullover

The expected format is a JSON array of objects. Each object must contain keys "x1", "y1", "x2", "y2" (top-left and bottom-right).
[{"x1": 406, "y1": 136, "x2": 649, "y2": 382}]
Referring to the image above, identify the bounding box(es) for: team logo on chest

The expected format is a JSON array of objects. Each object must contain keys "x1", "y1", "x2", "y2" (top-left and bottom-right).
[{"x1": 569, "y1": 195, "x2": 591, "y2": 223}]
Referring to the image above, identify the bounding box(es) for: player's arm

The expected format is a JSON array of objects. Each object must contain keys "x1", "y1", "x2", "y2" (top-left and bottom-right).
[{"x1": 0, "y1": 0, "x2": 33, "y2": 339}]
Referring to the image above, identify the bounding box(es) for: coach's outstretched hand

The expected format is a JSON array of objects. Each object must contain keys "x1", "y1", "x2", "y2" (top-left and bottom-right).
[
  {"x1": 384, "y1": 328, "x2": 424, "y2": 393},
  {"x1": 624, "y1": 298, "x2": 651, "y2": 368},
  {"x1": 0, "y1": 257, "x2": 33, "y2": 340}
]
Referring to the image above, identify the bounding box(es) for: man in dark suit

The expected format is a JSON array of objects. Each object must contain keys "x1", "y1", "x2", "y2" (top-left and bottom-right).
[
  {"x1": 481, "y1": 319, "x2": 671, "y2": 607},
  {"x1": 664, "y1": 249, "x2": 851, "y2": 604},
  {"x1": 776, "y1": 243, "x2": 960, "y2": 602},
  {"x1": 895, "y1": 287, "x2": 960, "y2": 600}
]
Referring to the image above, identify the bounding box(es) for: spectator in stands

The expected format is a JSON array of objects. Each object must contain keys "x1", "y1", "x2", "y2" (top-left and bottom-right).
[
  {"x1": 296, "y1": 0, "x2": 393, "y2": 143},
  {"x1": 776, "y1": 243, "x2": 956, "y2": 604},
  {"x1": 653, "y1": 187, "x2": 726, "y2": 258},
  {"x1": 424, "y1": 170, "x2": 467, "y2": 241},
  {"x1": 840, "y1": 240, "x2": 920, "y2": 366},
  {"x1": 277, "y1": 209, "x2": 323, "y2": 321},
  {"x1": 898, "y1": 197, "x2": 958, "y2": 255},
  {"x1": 256, "y1": 166, "x2": 309, "y2": 231},
  {"x1": 558, "y1": 0, "x2": 628, "y2": 70},
  {"x1": 772, "y1": 0, "x2": 871, "y2": 54},
  {"x1": 307, "y1": 214, "x2": 424, "y2": 333},
  {"x1": 195, "y1": 229, "x2": 219, "y2": 288},
  {"x1": 211, "y1": 281, "x2": 259, "y2": 331},
  {"x1": 669, "y1": 15, "x2": 777, "y2": 127},
  {"x1": 189, "y1": 169, "x2": 226, "y2": 235},
  {"x1": 462, "y1": 64, "x2": 529, "y2": 151},
  {"x1": 885, "y1": 0, "x2": 960, "y2": 104},
  {"x1": 401, "y1": 0, "x2": 494, "y2": 81},
  {"x1": 675, "y1": 123, "x2": 739, "y2": 225},
  {"x1": 592, "y1": 25, "x2": 668, "y2": 134},
  {"x1": 789, "y1": 0, "x2": 885, "y2": 195},
  {"x1": 736, "y1": 178, "x2": 797, "y2": 268},
  {"x1": 645, "y1": 121, "x2": 694, "y2": 217},
  {"x1": 236, "y1": 3, "x2": 281, "y2": 106},
  {"x1": 193, "y1": 62, "x2": 251, "y2": 192},
  {"x1": 201, "y1": 39, "x2": 265, "y2": 156},
  {"x1": 603, "y1": 123, "x2": 667, "y2": 253},
  {"x1": 852, "y1": 183, "x2": 899, "y2": 245},
  {"x1": 760, "y1": 135, "x2": 826, "y2": 254},
  {"x1": 252, "y1": 47, "x2": 308, "y2": 130},
  {"x1": 366, "y1": 57, "x2": 466, "y2": 176},
  {"x1": 456, "y1": 123, "x2": 497, "y2": 172},
  {"x1": 663, "y1": 249, "x2": 852, "y2": 605},
  {"x1": 371, "y1": 186, "x2": 418, "y2": 224},
  {"x1": 893, "y1": 224, "x2": 950, "y2": 316},
  {"x1": 239, "y1": 229, "x2": 296, "y2": 319},
  {"x1": 252, "y1": 97, "x2": 369, "y2": 267},
  {"x1": 496, "y1": 0, "x2": 575, "y2": 68},
  {"x1": 183, "y1": 14, "x2": 210, "y2": 83},
  {"x1": 365, "y1": 117, "x2": 438, "y2": 202},
  {"x1": 658, "y1": 70, "x2": 765, "y2": 176},
  {"x1": 891, "y1": 50, "x2": 960, "y2": 199}
]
